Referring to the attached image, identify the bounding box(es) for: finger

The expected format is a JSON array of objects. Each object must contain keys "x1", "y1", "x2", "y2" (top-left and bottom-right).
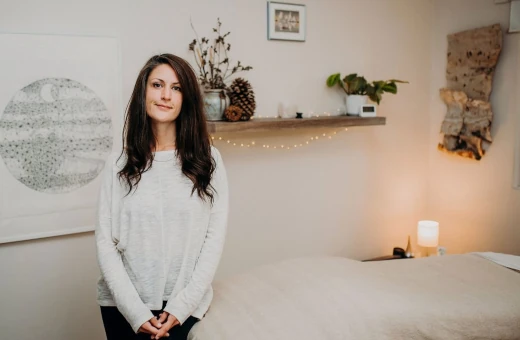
[
  {"x1": 142, "y1": 322, "x2": 160, "y2": 335},
  {"x1": 157, "y1": 312, "x2": 168, "y2": 324},
  {"x1": 168, "y1": 315, "x2": 180, "y2": 326},
  {"x1": 155, "y1": 319, "x2": 176, "y2": 339},
  {"x1": 140, "y1": 327, "x2": 153, "y2": 335},
  {"x1": 139, "y1": 323, "x2": 154, "y2": 335},
  {"x1": 154, "y1": 326, "x2": 170, "y2": 339},
  {"x1": 149, "y1": 317, "x2": 163, "y2": 329},
  {"x1": 170, "y1": 319, "x2": 179, "y2": 328}
]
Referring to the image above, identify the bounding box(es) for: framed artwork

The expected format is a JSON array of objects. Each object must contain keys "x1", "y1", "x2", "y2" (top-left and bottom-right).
[
  {"x1": 509, "y1": 0, "x2": 520, "y2": 33},
  {"x1": 514, "y1": 134, "x2": 520, "y2": 190},
  {"x1": 0, "y1": 33, "x2": 122, "y2": 243},
  {"x1": 267, "y1": 1, "x2": 306, "y2": 42},
  {"x1": 514, "y1": 41, "x2": 520, "y2": 190}
]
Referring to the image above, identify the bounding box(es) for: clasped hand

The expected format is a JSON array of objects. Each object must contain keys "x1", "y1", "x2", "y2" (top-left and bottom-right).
[{"x1": 138, "y1": 311, "x2": 179, "y2": 339}]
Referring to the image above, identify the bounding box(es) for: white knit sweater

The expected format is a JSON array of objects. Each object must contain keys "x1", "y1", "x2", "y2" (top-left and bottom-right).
[{"x1": 95, "y1": 146, "x2": 228, "y2": 333}]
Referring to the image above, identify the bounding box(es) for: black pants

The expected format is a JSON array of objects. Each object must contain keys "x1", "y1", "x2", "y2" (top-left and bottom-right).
[{"x1": 100, "y1": 302, "x2": 199, "y2": 340}]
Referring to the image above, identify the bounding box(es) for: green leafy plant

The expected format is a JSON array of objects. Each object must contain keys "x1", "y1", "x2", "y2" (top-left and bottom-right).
[
  {"x1": 326, "y1": 73, "x2": 408, "y2": 104},
  {"x1": 189, "y1": 18, "x2": 253, "y2": 90},
  {"x1": 326, "y1": 73, "x2": 368, "y2": 95}
]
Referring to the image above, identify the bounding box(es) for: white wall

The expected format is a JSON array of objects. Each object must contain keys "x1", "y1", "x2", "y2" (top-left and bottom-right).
[
  {"x1": 428, "y1": 0, "x2": 520, "y2": 255},
  {"x1": 1, "y1": 0, "x2": 432, "y2": 339}
]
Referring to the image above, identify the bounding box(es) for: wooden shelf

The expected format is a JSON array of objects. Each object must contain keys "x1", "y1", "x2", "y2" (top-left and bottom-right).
[{"x1": 207, "y1": 116, "x2": 386, "y2": 133}]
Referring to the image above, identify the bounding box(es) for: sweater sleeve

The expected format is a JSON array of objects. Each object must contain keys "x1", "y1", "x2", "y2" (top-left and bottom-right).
[
  {"x1": 164, "y1": 147, "x2": 229, "y2": 324},
  {"x1": 95, "y1": 153, "x2": 154, "y2": 333}
]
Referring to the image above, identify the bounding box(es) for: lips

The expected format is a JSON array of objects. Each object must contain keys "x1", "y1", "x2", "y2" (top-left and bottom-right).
[{"x1": 155, "y1": 103, "x2": 173, "y2": 110}]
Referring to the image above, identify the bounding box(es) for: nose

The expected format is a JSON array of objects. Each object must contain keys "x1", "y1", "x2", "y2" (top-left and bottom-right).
[{"x1": 161, "y1": 87, "x2": 172, "y2": 101}]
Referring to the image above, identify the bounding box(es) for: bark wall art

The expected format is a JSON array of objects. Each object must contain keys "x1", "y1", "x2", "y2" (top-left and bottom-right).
[{"x1": 438, "y1": 24, "x2": 503, "y2": 160}]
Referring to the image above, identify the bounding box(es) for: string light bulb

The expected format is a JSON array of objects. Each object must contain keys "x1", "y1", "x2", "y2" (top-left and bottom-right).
[{"x1": 210, "y1": 128, "x2": 347, "y2": 151}]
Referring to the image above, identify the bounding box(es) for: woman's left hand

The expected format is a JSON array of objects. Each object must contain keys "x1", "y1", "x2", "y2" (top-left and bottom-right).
[{"x1": 152, "y1": 312, "x2": 179, "y2": 339}]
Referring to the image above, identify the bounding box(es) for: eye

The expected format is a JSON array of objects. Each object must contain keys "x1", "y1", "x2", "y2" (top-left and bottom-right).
[
  {"x1": 172, "y1": 86, "x2": 182, "y2": 92},
  {"x1": 152, "y1": 83, "x2": 162, "y2": 88}
]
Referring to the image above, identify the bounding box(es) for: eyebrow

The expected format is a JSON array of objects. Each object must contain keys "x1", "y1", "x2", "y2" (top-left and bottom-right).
[{"x1": 151, "y1": 78, "x2": 180, "y2": 85}]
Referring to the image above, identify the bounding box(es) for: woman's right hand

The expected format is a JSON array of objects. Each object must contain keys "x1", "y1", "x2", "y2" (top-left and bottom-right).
[{"x1": 138, "y1": 318, "x2": 170, "y2": 338}]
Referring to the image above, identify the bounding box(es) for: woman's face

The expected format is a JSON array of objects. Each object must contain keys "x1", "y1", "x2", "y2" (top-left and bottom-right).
[{"x1": 145, "y1": 63, "x2": 183, "y2": 124}]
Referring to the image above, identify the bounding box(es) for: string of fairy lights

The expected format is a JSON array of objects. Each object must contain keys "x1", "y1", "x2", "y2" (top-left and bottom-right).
[{"x1": 210, "y1": 127, "x2": 349, "y2": 150}]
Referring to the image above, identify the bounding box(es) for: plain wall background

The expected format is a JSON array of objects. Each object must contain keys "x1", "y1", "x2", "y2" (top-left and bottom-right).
[{"x1": 0, "y1": 0, "x2": 518, "y2": 339}]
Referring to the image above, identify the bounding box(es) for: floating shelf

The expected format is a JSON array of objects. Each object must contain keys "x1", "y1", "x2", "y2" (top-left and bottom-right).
[{"x1": 207, "y1": 116, "x2": 386, "y2": 134}]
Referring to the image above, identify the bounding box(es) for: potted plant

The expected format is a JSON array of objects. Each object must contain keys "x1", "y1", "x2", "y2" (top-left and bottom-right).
[
  {"x1": 326, "y1": 73, "x2": 408, "y2": 115},
  {"x1": 189, "y1": 18, "x2": 252, "y2": 121}
]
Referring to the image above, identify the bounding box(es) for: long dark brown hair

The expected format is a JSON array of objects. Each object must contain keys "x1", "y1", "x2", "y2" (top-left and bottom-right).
[{"x1": 118, "y1": 53, "x2": 215, "y2": 203}]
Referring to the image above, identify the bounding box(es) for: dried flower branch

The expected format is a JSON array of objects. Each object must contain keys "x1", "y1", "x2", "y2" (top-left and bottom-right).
[{"x1": 189, "y1": 18, "x2": 252, "y2": 90}]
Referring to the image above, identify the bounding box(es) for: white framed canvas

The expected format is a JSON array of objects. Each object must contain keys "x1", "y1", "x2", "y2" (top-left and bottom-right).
[
  {"x1": 267, "y1": 1, "x2": 306, "y2": 42},
  {"x1": 509, "y1": 0, "x2": 520, "y2": 33},
  {"x1": 0, "y1": 33, "x2": 122, "y2": 243},
  {"x1": 514, "y1": 40, "x2": 520, "y2": 190},
  {"x1": 514, "y1": 125, "x2": 520, "y2": 189},
  {"x1": 514, "y1": 143, "x2": 520, "y2": 190}
]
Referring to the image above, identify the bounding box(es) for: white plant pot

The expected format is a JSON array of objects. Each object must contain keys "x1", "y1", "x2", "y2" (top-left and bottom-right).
[
  {"x1": 345, "y1": 95, "x2": 368, "y2": 116},
  {"x1": 203, "y1": 89, "x2": 230, "y2": 121}
]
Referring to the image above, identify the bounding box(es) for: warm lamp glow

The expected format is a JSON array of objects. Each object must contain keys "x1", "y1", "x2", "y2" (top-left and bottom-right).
[{"x1": 417, "y1": 220, "x2": 439, "y2": 247}]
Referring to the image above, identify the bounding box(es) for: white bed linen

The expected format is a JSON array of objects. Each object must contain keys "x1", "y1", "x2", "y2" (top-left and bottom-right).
[
  {"x1": 473, "y1": 252, "x2": 520, "y2": 271},
  {"x1": 188, "y1": 254, "x2": 520, "y2": 340}
]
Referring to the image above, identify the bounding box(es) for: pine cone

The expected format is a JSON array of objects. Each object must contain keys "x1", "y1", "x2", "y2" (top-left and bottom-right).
[
  {"x1": 224, "y1": 105, "x2": 244, "y2": 122},
  {"x1": 226, "y1": 78, "x2": 256, "y2": 121}
]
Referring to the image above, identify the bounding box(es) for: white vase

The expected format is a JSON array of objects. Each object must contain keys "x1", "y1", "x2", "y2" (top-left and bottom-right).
[
  {"x1": 345, "y1": 95, "x2": 368, "y2": 116},
  {"x1": 203, "y1": 89, "x2": 229, "y2": 121}
]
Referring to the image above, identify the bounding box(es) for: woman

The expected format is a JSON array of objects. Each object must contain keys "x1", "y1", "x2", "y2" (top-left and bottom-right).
[{"x1": 95, "y1": 54, "x2": 229, "y2": 340}]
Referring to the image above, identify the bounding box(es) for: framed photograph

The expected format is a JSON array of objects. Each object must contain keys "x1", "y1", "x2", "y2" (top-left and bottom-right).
[
  {"x1": 267, "y1": 1, "x2": 306, "y2": 42},
  {"x1": 0, "y1": 33, "x2": 122, "y2": 243}
]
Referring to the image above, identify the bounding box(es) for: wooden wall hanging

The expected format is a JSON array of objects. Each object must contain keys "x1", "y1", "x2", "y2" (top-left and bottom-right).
[{"x1": 438, "y1": 24, "x2": 503, "y2": 160}]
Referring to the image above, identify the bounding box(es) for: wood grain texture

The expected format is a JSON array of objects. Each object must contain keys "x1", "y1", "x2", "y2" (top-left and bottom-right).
[
  {"x1": 439, "y1": 88, "x2": 493, "y2": 160},
  {"x1": 207, "y1": 116, "x2": 386, "y2": 133},
  {"x1": 446, "y1": 24, "x2": 502, "y2": 101}
]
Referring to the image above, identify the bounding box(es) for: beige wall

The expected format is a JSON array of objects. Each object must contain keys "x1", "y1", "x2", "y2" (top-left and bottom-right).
[
  {"x1": 428, "y1": 0, "x2": 520, "y2": 255},
  {"x1": 4, "y1": 0, "x2": 517, "y2": 339}
]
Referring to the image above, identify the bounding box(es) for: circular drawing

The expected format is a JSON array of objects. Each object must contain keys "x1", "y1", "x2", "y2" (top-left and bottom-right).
[{"x1": 0, "y1": 78, "x2": 113, "y2": 193}]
